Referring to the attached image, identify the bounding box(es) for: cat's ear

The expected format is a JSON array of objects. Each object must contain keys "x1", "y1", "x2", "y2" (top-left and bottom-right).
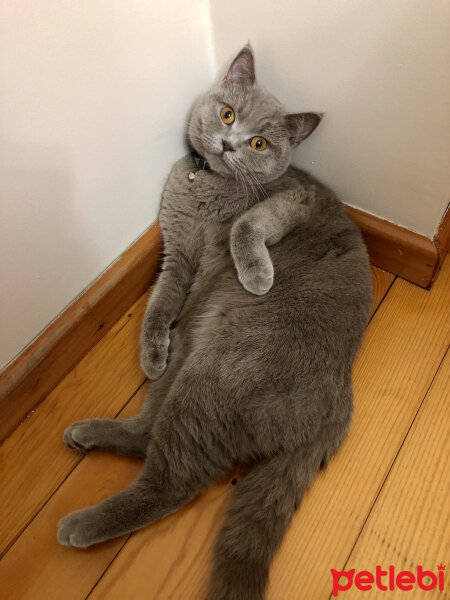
[
  {"x1": 285, "y1": 113, "x2": 322, "y2": 148},
  {"x1": 223, "y1": 45, "x2": 256, "y2": 85}
]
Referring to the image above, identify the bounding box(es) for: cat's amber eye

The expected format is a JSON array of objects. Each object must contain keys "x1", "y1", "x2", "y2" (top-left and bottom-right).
[
  {"x1": 250, "y1": 136, "x2": 268, "y2": 151},
  {"x1": 220, "y1": 106, "x2": 235, "y2": 125}
]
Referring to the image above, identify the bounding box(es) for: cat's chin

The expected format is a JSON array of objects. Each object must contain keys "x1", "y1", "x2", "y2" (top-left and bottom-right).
[{"x1": 204, "y1": 152, "x2": 233, "y2": 177}]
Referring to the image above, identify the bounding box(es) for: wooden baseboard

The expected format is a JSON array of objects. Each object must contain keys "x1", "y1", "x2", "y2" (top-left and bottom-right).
[
  {"x1": 0, "y1": 222, "x2": 162, "y2": 443},
  {"x1": 1, "y1": 205, "x2": 448, "y2": 443},
  {"x1": 346, "y1": 206, "x2": 448, "y2": 289},
  {"x1": 433, "y1": 203, "x2": 450, "y2": 281}
]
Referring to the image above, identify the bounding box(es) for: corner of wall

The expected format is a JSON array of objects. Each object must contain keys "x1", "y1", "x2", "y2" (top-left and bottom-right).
[{"x1": 203, "y1": 0, "x2": 218, "y2": 77}]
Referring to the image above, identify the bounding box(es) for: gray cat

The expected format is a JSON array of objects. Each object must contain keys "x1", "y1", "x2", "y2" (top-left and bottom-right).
[{"x1": 58, "y1": 46, "x2": 372, "y2": 600}]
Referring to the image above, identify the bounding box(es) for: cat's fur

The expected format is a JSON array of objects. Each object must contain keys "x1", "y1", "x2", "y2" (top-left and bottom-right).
[{"x1": 58, "y1": 46, "x2": 372, "y2": 599}]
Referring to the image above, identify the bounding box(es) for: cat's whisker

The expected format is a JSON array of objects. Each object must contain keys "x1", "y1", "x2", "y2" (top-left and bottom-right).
[
  {"x1": 188, "y1": 130, "x2": 220, "y2": 156},
  {"x1": 232, "y1": 169, "x2": 241, "y2": 203},
  {"x1": 236, "y1": 169, "x2": 247, "y2": 204},
  {"x1": 248, "y1": 172, "x2": 267, "y2": 201},
  {"x1": 187, "y1": 133, "x2": 217, "y2": 155},
  {"x1": 186, "y1": 118, "x2": 201, "y2": 131},
  {"x1": 245, "y1": 169, "x2": 269, "y2": 201},
  {"x1": 235, "y1": 165, "x2": 251, "y2": 205},
  {"x1": 231, "y1": 158, "x2": 261, "y2": 202},
  {"x1": 187, "y1": 135, "x2": 202, "y2": 143},
  {"x1": 234, "y1": 158, "x2": 268, "y2": 201},
  {"x1": 229, "y1": 157, "x2": 249, "y2": 205},
  {"x1": 242, "y1": 170, "x2": 257, "y2": 201},
  {"x1": 186, "y1": 130, "x2": 203, "y2": 140}
]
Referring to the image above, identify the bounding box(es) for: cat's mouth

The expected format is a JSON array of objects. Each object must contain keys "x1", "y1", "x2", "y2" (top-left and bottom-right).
[
  {"x1": 222, "y1": 152, "x2": 240, "y2": 172},
  {"x1": 188, "y1": 129, "x2": 235, "y2": 176},
  {"x1": 200, "y1": 148, "x2": 234, "y2": 176}
]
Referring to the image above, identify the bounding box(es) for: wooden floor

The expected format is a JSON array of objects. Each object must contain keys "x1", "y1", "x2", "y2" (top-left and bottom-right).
[{"x1": 1, "y1": 258, "x2": 449, "y2": 599}]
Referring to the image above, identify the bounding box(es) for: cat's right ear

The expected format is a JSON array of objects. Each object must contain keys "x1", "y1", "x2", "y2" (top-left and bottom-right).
[
  {"x1": 285, "y1": 113, "x2": 322, "y2": 148},
  {"x1": 223, "y1": 45, "x2": 256, "y2": 86}
]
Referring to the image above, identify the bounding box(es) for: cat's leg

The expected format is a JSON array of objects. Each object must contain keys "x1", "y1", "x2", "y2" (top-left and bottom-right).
[
  {"x1": 140, "y1": 229, "x2": 202, "y2": 380},
  {"x1": 63, "y1": 414, "x2": 151, "y2": 457},
  {"x1": 207, "y1": 445, "x2": 324, "y2": 600},
  {"x1": 230, "y1": 188, "x2": 314, "y2": 295},
  {"x1": 58, "y1": 395, "x2": 231, "y2": 547},
  {"x1": 64, "y1": 335, "x2": 189, "y2": 457},
  {"x1": 230, "y1": 218, "x2": 274, "y2": 296},
  {"x1": 63, "y1": 383, "x2": 168, "y2": 458}
]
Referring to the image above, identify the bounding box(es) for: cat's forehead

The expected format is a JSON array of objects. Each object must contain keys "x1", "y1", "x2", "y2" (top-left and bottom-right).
[{"x1": 210, "y1": 84, "x2": 285, "y2": 122}]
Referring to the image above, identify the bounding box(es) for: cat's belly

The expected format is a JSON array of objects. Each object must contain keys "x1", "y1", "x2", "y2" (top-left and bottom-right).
[
  {"x1": 170, "y1": 220, "x2": 371, "y2": 386},
  {"x1": 178, "y1": 243, "x2": 248, "y2": 329},
  {"x1": 172, "y1": 236, "x2": 297, "y2": 376}
]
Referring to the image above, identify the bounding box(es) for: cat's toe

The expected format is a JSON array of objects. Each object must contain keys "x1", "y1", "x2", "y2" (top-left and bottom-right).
[
  {"x1": 143, "y1": 360, "x2": 167, "y2": 380},
  {"x1": 240, "y1": 264, "x2": 274, "y2": 295},
  {"x1": 250, "y1": 274, "x2": 274, "y2": 295},
  {"x1": 57, "y1": 510, "x2": 94, "y2": 548},
  {"x1": 63, "y1": 422, "x2": 94, "y2": 452}
]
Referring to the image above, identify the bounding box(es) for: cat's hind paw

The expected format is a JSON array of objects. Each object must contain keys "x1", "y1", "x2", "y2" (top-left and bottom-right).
[
  {"x1": 63, "y1": 421, "x2": 95, "y2": 452},
  {"x1": 57, "y1": 508, "x2": 99, "y2": 548}
]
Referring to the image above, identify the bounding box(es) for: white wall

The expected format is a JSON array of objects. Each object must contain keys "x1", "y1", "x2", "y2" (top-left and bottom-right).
[
  {"x1": 209, "y1": 0, "x2": 450, "y2": 235},
  {"x1": 0, "y1": 1, "x2": 215, "y2": 370},
  {"x1": 1, "y1": 0, "x2": 449, "y2": 372}
]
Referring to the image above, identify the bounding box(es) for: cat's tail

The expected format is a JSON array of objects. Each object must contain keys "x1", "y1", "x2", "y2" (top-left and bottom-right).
[{"x1": 207, "y1": 444, "x2": 324, "y2": 600}]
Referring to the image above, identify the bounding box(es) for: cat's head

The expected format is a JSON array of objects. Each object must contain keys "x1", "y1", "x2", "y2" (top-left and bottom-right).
[{"x1": 188, "y1": 45, "x2": 321, "y2": 183}]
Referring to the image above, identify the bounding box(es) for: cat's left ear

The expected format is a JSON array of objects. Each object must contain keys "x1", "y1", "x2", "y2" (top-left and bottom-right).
[
  {"x1": 223, "y1": 45, "x2": 256, "y2": 85},
  {"x1": 285, "y1": 113, "x2": 322, "y2": 148}
]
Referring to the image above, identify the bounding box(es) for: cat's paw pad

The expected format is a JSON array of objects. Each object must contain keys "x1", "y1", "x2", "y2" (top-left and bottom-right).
[
  {"x1": 63, "y1": 422, "x2": 95, "y2": 452},
  {"x1": 238, "y1": 258, "x2": 274, "y2": 296},
  {"x1": 140, "y1": 331, "x2": 170, "y2": 380},
  {"x1": 57, "y1": 508, "x2": 97, "y2": 548}
]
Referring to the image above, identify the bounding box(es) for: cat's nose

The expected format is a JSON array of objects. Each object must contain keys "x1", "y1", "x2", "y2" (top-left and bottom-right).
[{"x1": 222, "y1": 140, "x2": 234, "y2": 153}]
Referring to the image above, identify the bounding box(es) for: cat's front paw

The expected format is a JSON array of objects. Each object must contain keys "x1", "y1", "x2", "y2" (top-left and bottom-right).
[
  {"x1": 237, "y1": 257, "x2": 274, "y2": 296},
  {"x1": 140, "y1": 328, "x2": 170, "y2": 380},
  {"x1": 57, "y1": 507, "x2": 102, "y2": 548}
]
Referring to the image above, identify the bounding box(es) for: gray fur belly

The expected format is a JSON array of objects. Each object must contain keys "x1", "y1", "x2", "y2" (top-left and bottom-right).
[{"x1": 172, "y1": 223, "x2": 370, "y2": 391}]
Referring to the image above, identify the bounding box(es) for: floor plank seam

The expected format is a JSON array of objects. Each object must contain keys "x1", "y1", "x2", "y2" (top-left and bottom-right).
[
  {"x1": 326, "y1": 344, "x2": 449, "y2": 600},
  {"x1": 0, "y1": 377, "x2": 148, "y2": 561},
  {"x1": 369, "y1": 274, "x2": 397, "y2": 323},
  {"x1": 84, "y1": 534, "x2": 133, "y2": 600}
]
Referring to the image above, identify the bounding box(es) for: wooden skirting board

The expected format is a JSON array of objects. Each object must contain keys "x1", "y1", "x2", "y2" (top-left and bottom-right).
[
  {"x1": 346, "y1": 205, "x2": 449, "y2": 289},
  {"x1": 0, "y1": 206, "x2": 448, "y2": 444}
]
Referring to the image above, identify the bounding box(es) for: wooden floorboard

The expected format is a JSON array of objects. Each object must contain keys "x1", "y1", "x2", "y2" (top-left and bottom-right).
[
  {"x1": 2, "y1": 263, "x2": 448, "y2": 600},
  {"x1": 370, "y1": 266, "x2": 395, "y2": 311},
  {"x1": 342, "y1": 351, "x2": 449, "y2": 599},
  {"x1": 0, "y1": 293, "x2": 149, "y2": 557},
  {"x1": 0, "y1": 385, "x2": 148, "y2": 600}
]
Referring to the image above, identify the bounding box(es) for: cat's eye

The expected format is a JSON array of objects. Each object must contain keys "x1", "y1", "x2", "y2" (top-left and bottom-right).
[
  {"x1": 220, "y1": 106, "x2": 235, "y2": 125},
  {"x1": 250, "y1": 136, "x2": 268, "y2": 151}
]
